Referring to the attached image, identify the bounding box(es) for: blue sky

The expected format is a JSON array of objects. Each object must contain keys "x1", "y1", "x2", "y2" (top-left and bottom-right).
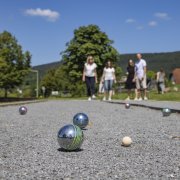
[{"x1": 0, "y1": 0, "x2": 180, "y2": 66}]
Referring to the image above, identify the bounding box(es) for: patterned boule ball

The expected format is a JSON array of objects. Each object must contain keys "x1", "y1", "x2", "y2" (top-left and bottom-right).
[{"x1": 57, "y1": 124, "x2": 84, "y2": 151}]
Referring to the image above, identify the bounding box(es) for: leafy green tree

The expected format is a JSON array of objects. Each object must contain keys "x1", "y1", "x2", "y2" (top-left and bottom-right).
[
  {"x1": 0, "y1": 31, "x2": 31, "y2": 97},
  {"x1": 40, "y1": 25, "x2": 120, "y2": 97},
  {"x1": 54, "y1": 66, "x2": 72, "y2": 91},
  {"x1": 147, "y1": 70, "x2": 156, "y2": 80},
  {"x1": 61, "y1": 25, "x2": 119, "y2": 81},
  {"x1": 41, "y1": 69, "x2": 58, "y2": 96},
  {"x1": 57, "y1": 25, "x2": 120, "y2": 96}
]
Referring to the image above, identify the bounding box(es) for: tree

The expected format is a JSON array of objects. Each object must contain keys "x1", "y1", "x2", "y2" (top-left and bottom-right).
[
  {"x1": 58, "y1": 24, "x2": 120, "y2": 96},
  {"x1": 61, "y1": 25, "x2": 119, "y2": 80},
  {"x1": 0, "y1": 31, "x2": 31, "y2": 97},
  {"x1": 147, "y1": 70, "x2": 156, "y2": 80},
  {"x1": 41, "y1": 69, "x2": 58, "y2": 96}
]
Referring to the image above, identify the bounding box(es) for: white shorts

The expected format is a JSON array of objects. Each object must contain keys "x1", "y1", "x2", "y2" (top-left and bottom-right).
[{"x1": 136, "y1": 76, "x2": 147, "y2": 89}]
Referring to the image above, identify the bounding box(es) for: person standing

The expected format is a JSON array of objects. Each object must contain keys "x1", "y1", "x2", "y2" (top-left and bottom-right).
[
  {"x1": 125, "y1": 59, "x2": 136, "y2": 100},
  {"x1": 156, "y1": 68, "x2": 166, "y2": 94},
  {"x1": 82, "y1": 56, "x2": 97, "y2": 101},
  {"x1": 101, "y1": 61, "x2": 116, "y2": 101},
  {"x1": 134, "y1": 53, "x2": 148, "y2": 100}
]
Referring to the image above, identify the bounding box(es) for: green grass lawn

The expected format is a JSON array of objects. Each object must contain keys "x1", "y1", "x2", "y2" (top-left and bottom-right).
[
  {"x1": 113, "y1": 90, "x2": 180, "y2": 101},
  {"x1": 1, "y1": 87, "x2": 180, "y2": 102},
  {"x1": 148, "y1": 91, "x2": 180, "y2": 101},
  {"x1": 46, "y1": 90, "x2": 180, "y2": 102}
]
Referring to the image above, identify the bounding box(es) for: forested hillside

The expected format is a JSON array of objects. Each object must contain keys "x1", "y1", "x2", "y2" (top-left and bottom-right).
[
  {"x1": 33, "y1": 51, "x2": 180, "y2": 79},
  {"x1": 118, "y1": 51, "x2": 180, "y2": 74}
]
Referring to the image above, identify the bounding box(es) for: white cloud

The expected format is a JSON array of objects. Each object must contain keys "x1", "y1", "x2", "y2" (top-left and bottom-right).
[
  {"x1": 148, "y1": 21, "x2": 158, "y2": 27},
  {"x1": 136, "y1": 26, "x2": 144, "y2": 30},
  {"x1": 25, "y1": 8, "x2": 60, "y2": 22},
  {"x1": 154, "y1": 12, "x2": 170, "y2": 20},
  {"x1": 125, "y1": 18, "x2": 136, "y2": 23}
]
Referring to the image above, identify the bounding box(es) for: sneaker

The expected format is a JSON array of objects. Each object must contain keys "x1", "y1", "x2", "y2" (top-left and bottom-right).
[
  {"x1": 108, "y1": 97, "x2": 112, "y2": 101},
  {"x1": 138, "y1": 97, "x2": 142, "y2": 101},
  {"x1": 125, "y1": 97, "x2": 130, "y2": 101},
  {"x1": 88, "y1": 97, "x2": 92, "y2": 101},
  {"x1": 134, "y1": 97, "x2": 138, "y2": 101},
  {"x1": 144, "y1": 96, "x2": 148, "y2": 100},
  {"x1": 92, "y1": 95, "x2": 96, "y2": 99},
  {"x1": 103, "y1": 97, "x2": 106, "y2": 101}
]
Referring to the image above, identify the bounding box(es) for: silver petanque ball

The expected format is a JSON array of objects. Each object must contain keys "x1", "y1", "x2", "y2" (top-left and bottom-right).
[
  {"x1": 162, "y1": 108, "x2": 171, "y2": 116},
  {"x1": 73, "y1": 113, "x2": 89, "y2": 129},
  {"x1": 19, "y1": 106, "x2": 27, "y2": 115},
  {"x1": 57, "y1": 124, "x2": 84, "y2": 151},
  {"x1": 125, "y1": 103, "x2": 130, "y2": 109}
]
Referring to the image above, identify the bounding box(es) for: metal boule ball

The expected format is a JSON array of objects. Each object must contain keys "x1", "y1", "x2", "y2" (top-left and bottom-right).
[
  {"x1": 73, "y1": 113, "x2": 89, "y2": 129},
  {"x1": 125, "y1": 103, "x2": 130, "y2": 109},
  {"x1": 19, "y1": 106, "x2": 27, "y2": 115},
  {"x1": 57, "y1": 124, "x2": 84, "y2": 151},
  {"x1": 162, "y1": 108, "x2": 171, "y2": 117}
]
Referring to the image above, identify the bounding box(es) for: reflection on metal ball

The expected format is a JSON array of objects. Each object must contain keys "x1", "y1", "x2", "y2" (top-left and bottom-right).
[
  {"x1": 162, "y1": 108, "x2": 171, "y2": 116},
  {"x1": 125, "y1": 103, "x2": 130, "y2": 109},
  {"x1": 73, "y1": 113, "x2": 89, "y2": 129},
  {"x1": 57, "y1": 124, "x2": 84, "y2": 151},
  {"x1": 19, "y1": 106, "x2": 27, "y2": 115}
]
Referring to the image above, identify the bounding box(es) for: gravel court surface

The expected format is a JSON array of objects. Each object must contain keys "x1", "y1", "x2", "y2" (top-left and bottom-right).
[{"x1": 0, "y1": 100, "x2": 180, "y2": 180}]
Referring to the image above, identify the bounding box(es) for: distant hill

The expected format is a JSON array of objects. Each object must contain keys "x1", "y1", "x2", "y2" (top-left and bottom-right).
[
  {"x1": 33, "y1": 51, "x2": 180, "y2": 79},
  {"x1": 33, "y1": 61, "x2": 62, "y2": 79},
  {"x1": 118, "y1": 51, "x2": 180, "y2": 74}
]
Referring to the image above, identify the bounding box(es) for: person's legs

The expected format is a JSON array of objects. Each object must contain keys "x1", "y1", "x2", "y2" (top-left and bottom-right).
[
  {"x1": 103, "y1": 80, "x2": 108, "y2": 100},
  {"x1": 134, "y1": 88, "x2": 138, "y2": 99},
  {"x1": 108, "y1": 80, "x2": 114, "y2": 100},
  {"x1": 142, "y1": 76, "x2": 148, "y2": 100},
  {"x1": 85, "y1": 76, "x2": 91, "y2": 99},
  {"x1": 135, "y1": 78, "x2": 142, "y2": 100},
  {"x1": 125, "y1": 89, "x2": 130, "y2": 100},
  {"x1": 127, "y1": 89, "x2": 131, "y2": 99},
  {"x1": 137, "y1": 89, "x2": 142, "y2": 100},
  {"x1": 125, "y1": 83, "x2": 130, "y2": 100},
  {"x1": 157, "y1": 82, "x2": 160, "y2": 94},
  {"x1": 160, "y1": 83, "x2": 165, "y2": 94},
  {"x1": 89, "y1": 77, "x2": 95, "y2": 98}
]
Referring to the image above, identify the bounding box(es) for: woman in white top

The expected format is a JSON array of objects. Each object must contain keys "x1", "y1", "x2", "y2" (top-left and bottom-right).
[
  {"x1": 101, "y1": 61, "x2": 116, "y2": 101},
  {"x1": 82, "y1": 56, "x2": 97, "y2": 101}
]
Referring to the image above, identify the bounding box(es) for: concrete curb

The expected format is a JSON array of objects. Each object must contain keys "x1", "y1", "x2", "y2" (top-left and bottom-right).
[
  {"x1": 107, "y1": 101, "x2": 180, "y2": 114},
  {"x1": 0, "y1": 99, "x2": 47, "y2": 107}
]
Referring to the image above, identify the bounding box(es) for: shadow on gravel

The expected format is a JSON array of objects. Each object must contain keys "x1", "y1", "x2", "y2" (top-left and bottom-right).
[
  {"x1": 82, "y1": 128, "x2": 88, "y2": 131},
  {"x1": 0, "y1": 97, "x2": 36, "y2": 102},
  {"x1": 57, "y1": 148, "x2": 84, "y2": 153}
]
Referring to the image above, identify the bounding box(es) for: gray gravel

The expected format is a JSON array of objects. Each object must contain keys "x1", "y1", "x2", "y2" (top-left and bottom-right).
[{"x1": 0, "y1": 100, "x2": 180, "y2": 180}]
